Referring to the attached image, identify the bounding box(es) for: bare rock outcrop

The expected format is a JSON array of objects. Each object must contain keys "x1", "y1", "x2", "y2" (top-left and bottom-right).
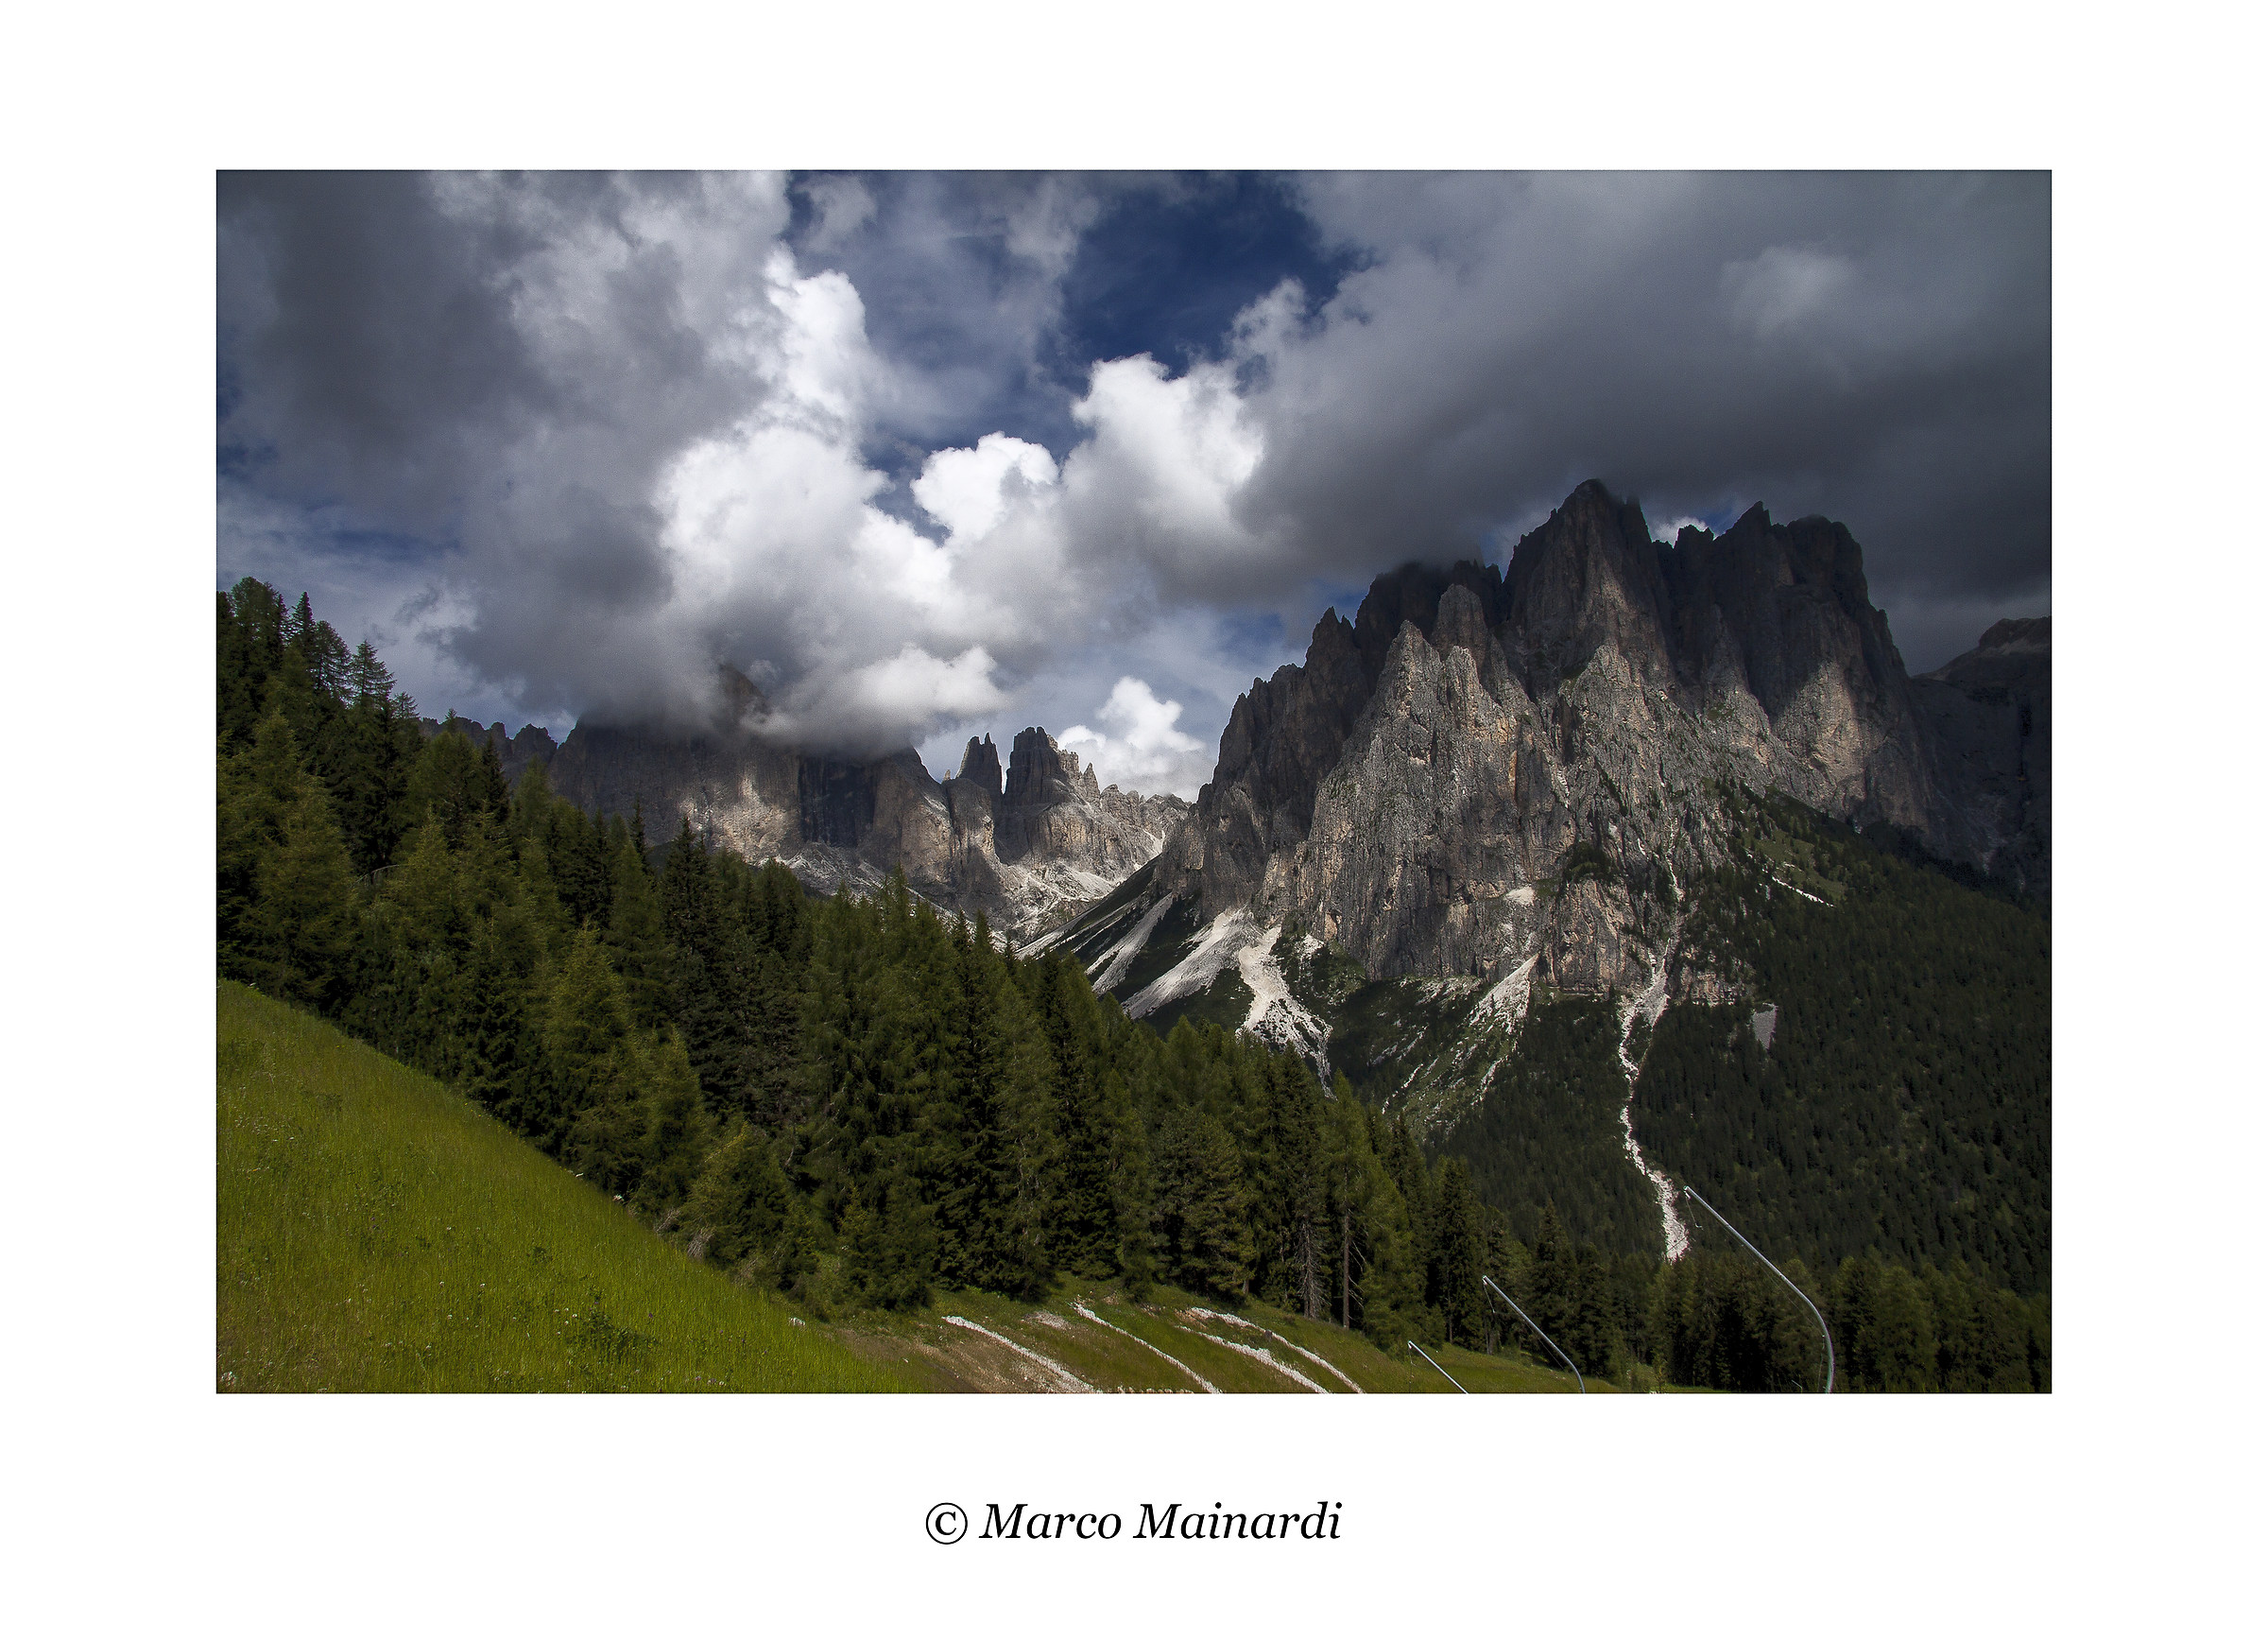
[
  {"x1": 1145, "y1": 478, "x2": 2047, "y2": 1007},
  {"x1": 1913, "y1": 616, "x2": 2051, "y2": 895},
  {"x1": 526, "y1": 693, "x2": 1185, "y2": 941}
]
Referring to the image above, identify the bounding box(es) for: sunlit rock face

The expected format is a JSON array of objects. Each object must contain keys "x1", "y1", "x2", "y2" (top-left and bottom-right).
[{"x1": 1136, "y1": 478, "x2": 2044, "y2": 1006}]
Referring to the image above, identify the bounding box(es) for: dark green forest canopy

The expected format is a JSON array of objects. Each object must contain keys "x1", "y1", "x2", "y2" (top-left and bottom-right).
[
  {"x1": 1639, "y1": 794, "x2": 2051, "y2": 1294},
  {"x1": 214, "y1": 579, "x2": 2048, "y2": 1391}
]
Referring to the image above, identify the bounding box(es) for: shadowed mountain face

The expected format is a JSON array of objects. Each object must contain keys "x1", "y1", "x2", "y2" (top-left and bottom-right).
[
  {"x1": 475, "y1": 696, "x2": 1188, "y2": 941},
  {"x1": 1913, "y1": 616, "x2": 2051, "y2": 898}
]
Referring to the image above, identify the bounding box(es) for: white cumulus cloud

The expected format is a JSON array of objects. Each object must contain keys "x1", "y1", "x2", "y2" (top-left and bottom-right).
[{"x1": 1058, "y1": 677, "x2": 1211, "y2": 800}]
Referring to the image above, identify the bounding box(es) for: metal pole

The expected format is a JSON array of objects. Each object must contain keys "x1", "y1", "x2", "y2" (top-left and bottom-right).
[
  {"x1": 1407, "y1": 1340, "x2": 1467, "y2": 1393},
  {"x1": 1481, "y1": 1274, "x2": 1586, "y2": 1394},
  {"x1": 1681, "y1": 1185, "x2": 1834, "y2": 1394}
]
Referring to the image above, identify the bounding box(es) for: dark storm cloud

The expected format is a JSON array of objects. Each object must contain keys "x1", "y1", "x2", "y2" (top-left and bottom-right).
[
  {"x1": 216, "y1": 170, "x2": 2049, "y2": 769},
  {"x1": 220, "y1": 172, "x2": 816, "y2": 724},
  {"x1": 1226, "y1": 172, "x2": 2049, "y2": 668},
  {"x1": 218, "y1": 171, "x2": 554, "y2": 516}
]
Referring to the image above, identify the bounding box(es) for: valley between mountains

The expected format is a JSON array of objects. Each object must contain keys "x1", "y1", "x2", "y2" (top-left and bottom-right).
[{"x1": 217, "y1": 479, "x2": 2051, "y2": 1393}]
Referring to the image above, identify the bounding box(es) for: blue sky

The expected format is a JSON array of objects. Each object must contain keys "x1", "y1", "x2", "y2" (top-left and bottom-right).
[{"x1": 217, "y1": 171, "x2": 2049, "y2": 797}]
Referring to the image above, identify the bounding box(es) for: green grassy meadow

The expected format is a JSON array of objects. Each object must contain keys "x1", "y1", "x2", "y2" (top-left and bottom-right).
[
  {"x1": 216, "y1": 981, "x2": 908, "y2": 1392},
  {"x1": 832, "y1": 1282, "x2": 1671, "y2": 1393}
]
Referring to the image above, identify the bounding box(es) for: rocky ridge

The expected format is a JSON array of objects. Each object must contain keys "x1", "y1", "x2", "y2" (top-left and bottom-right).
[
  {"x1": 1912, "y1": 616, "x2": 2051, "y2": 896},
  {"x1": 426, "y1": 681, "x2": 1188, "y2": 942},
  {"x1": 1053, "y1": 479, "x2": 2050, "y2": 1107}
]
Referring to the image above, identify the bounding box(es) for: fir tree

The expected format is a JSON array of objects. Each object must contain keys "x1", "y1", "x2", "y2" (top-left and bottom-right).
[
  {"x1": 636, "y1": 1030, "x2": 713, "y2": 1213},
  {"x1": 250, "y1": 781, "x2": 360, "y2": 1010},
  {"x1": 541, "y1": 927, "x2": 633, "y2": 1156},
  {"x1": 1150, "y1": 1107, "x2": 1255, "y2": 1297},
  {"x1": 681, "y1": 1124, "x2": 812, "y2": 1288},
  {"x1": 1429, "y1": 1158, "x2": 1486, "y2": 1348}
]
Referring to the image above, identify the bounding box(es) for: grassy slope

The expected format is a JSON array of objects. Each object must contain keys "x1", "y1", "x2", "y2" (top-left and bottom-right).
[
  {"x1": 217, "y1": 982, "x2": 1680, "y2": 1394},
  {"x1": 216, "y1": 981, "x2": 907, "y2": 1392},
  {"x1": 831, "y1": 1283, "x2": 1673, "y2": 1393}
]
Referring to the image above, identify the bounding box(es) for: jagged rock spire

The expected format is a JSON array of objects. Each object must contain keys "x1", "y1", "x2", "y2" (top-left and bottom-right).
[{"x1": 957, "y1": 733, "x2": 1004, "y2": 800}]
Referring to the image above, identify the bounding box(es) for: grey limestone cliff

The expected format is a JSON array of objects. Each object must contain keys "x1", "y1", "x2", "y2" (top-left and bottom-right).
[
  {"x1": 482, "y1": 678, "x2": 1186, "y2": 941},
  {"x1": 1086, "y1": 479, "x2": 2047, "y2": 1080}
]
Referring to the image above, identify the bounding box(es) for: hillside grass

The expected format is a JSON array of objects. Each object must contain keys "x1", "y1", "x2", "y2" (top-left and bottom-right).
[
  {"x1": 832, "y1": 1281, "x2": 1672, "y2": 1393},
  {"x1": 216, "y1": 981, "x2": 909, "y2": 1393},
  {"x1": 216, "y1": 981, "x2": 1694, "y2": 1395}
]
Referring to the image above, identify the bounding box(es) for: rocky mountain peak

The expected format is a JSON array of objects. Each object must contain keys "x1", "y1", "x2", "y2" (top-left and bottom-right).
[
  {"x1": 1136, "y1": 478, "x2": 2043, "y2": 1014},
  {"x1": 1915, "y1": 616, "x2": 2050, "y2": 895},
  {"x1": 1004, "y1": 727, "x2": 1079, "y2": 808},
  {"x1": 1429, "y1": 582, "x2": 1493, "y2": 661},
  {"x1": 516, "y1": 707, "x2": 1189, "y2": 942},
  {"x1": 956, "y1": 733, "x2": 1004, "y2": 800},
  {"x1": 1969, "y1": 615, "x2": 2051, "y2": 657}
]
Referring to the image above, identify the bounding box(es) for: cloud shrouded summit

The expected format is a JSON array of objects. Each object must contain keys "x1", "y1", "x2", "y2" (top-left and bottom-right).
[{"x1": 218, "y1": 171, "x2": 2049, "y2": 794}]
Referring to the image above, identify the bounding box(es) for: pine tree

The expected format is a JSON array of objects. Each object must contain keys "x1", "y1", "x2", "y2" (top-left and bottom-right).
[
  {"x1": 1254, "y1": 1057, "x2": 1329, "y2": 1318},
  {"x1": 842, "y1": 1177, "x2": 938, "y2": 1310},
  {"x1": 1521, "y1": 1200, "x2": 1577, "y2": 1356},
  {"x1": 1856, "y1": 1264, "x2": 1937, "y2": 1391},
  {"x1": 1429, "y1": 1158, "x2": 1486, "y2": 1348},
  {"x1": 217, "y1": 579, "x2": 290, "y2": 751},
  {"x1": 604, "y1": 832, "x2": 674, "y2": 1030},
  {"x1": 681, "y1": 1124, "x2": 813, "y2": 1288},
  {"x1": 929, "y1": 920, "x2": 1055, "y2": 1295},
  {"x1": 1150, "y1": 1107, "x2": 1255, "y2": 1297},
  {"x1": 541, "y1": 927, "x2": 633, "y2": 1156},
  {"x1": 1029, "y1": 956, "x2": 1147, "y2": 1281},
  {"x1": 460, "y1": 925, "x2": 533, "y2": 1118},
  {"x1": 1321, "y1": 1079, "x2": 1379, "y2": 1329},
  {"x1": 333, "y1": 642, "x2": 416, "y2": 875},
  {"x1": 250, "y1": 780, "x2": 360, "y2": 1011},
  {"x1": 636, "y1": 1030, "x2": 713, "y2": 1213},
  {"x1": 217, "y1": 713, "x2": 315, "y2": 979}
]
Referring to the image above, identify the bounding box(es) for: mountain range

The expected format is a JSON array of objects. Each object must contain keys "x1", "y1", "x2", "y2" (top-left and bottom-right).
[
  {"x1": 1038, "y1": 479, "x2": 2050, "y2": 1277},
  {"x1": 423, "y1": 693, "x2": 1187, "y2": 944},
  {"x1": 429, "y1": 477, "x2": 2049, "y2": 1282}
]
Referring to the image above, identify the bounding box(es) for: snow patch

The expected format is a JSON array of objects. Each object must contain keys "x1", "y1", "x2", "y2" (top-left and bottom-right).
[
  {"x1": 1416, "y1": 976, "x2": 1485, "y2": 1004},
  {"x1": 1237, "y1": 924, "x2": 1331, "y2": 1062},
  {"x1": 1183, "y1": 1328, "x2": 1330, "y2": 1393},
  {"x1": 1118, "y1": 907, "x2": 1332, "y2": 1070},
  {"x1": 1767, "y1": 872, "x2": 1829, "y2": 906}
]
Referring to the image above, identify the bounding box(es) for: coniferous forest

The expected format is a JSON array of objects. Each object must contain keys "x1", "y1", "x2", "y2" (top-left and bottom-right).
[
  {"x1": 217, "y1": 579, "x2": 2048, "y2": 1391},
  {"x1": 1641, "y1": 792, "x2": 2052, "y2": 1295}
]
